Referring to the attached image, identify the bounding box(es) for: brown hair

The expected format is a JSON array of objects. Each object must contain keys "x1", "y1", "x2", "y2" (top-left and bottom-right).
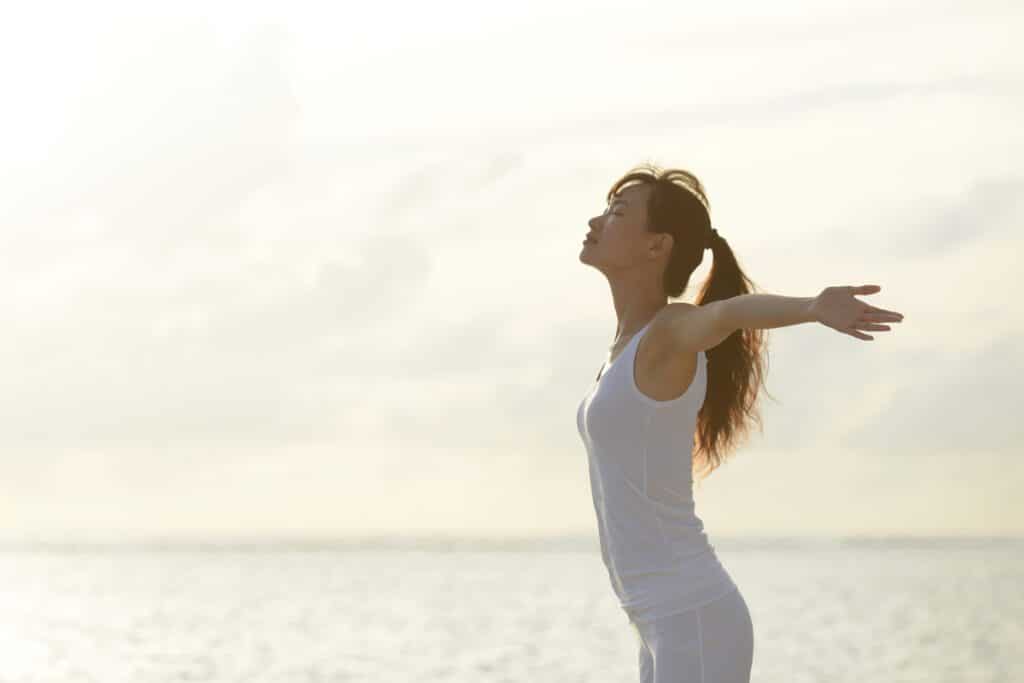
[{"x1": 606, "y1": 162, "x2": 774, "y2": 483}]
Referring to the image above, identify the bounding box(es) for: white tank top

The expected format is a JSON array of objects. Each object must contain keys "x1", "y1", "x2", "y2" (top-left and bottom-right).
[{"x1": 576, "y1": 318, "x2": 736, "y2": 624}]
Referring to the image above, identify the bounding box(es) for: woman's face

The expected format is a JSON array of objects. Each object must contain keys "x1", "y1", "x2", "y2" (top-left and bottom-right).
[{"x1": 579, "y1": 183, "x2": 655, "y2": 269}]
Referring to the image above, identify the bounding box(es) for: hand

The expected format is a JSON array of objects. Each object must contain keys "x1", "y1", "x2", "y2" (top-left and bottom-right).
[{"x1": 810, "y1": 285, "x2": 904, "y2": 341}]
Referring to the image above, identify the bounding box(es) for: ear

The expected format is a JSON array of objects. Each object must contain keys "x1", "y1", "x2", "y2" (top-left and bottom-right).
[{"x1": 651, "y1": 233, "x2": 673, "y2": 257}]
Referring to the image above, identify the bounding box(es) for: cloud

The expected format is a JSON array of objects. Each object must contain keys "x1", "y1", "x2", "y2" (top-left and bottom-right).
[
  {"x1": 837, "y1": 333, "x2": 1024, "y2": 454},
  {"x1": 2, "y1": 1, "x2": 1022, "y2": 540},
  {"x1": 0, "y1": 229, "x2": 433, "y2": 451},
  {"x1": 907, "y1": 176, "x2": 1024, "y2": 255},
  {"x1": 498, "y1": 74, "x2": 1021, "y2": 149},
  {"x1": 795, "y1": 174, "x2": 1024, "y2": 264}
]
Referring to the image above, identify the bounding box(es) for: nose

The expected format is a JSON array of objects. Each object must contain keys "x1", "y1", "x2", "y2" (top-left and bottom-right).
[{"x1": 588, "y1": 216, "x2": 600, "y2": 230}]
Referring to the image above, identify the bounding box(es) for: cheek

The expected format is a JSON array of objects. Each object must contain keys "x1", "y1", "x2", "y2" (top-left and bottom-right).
[{"x1": 604, "y1": 232, "x2": 628, "y2": 252}]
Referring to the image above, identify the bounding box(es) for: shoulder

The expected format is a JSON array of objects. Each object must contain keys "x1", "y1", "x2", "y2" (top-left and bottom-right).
[
  {"x1": 661, "y1": 301, "x2": 698, "y2": 323},
  {"x1": 643, "y1": 303, "x2": 698, "y2": 359},
  {"x1": 650, "y1": 303, "x2": 697, "y2": 333},
  {"x1": 653, "y1": 300, "x2": 729, "y2": 355}
]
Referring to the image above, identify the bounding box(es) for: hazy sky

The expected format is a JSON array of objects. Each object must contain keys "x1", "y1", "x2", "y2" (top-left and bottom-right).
[{"x1": 2, "y1": 0, "x2": 1021, "y2": 542}]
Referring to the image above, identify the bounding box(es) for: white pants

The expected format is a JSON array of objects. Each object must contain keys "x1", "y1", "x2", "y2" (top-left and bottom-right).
[{"x1": 630, "y1": 585, "x2": 754, "y2": 683}]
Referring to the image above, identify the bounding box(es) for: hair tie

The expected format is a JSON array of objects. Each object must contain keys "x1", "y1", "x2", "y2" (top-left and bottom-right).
[{"x1": 705, "y1": 228, "x2": 719, "y2": 250}]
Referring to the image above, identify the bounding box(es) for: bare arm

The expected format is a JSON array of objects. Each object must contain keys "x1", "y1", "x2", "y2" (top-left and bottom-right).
[
  {"x1": 721, "y1": 285, "x2": 904, "y2": 341},
  {"x1": 661, "y1": 285, "x2": 904, "y2": 354},
  {"x1": 719, "y1": 293, "x2": 817, "y2": 331},
  {"x1": 660, "y1": 295, "x2": 814, "y2": 355}
]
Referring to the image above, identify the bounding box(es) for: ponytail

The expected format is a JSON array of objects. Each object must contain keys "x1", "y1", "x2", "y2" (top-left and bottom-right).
[{"x1": 606, "y1": 163, "x2": 773, "y2": 482}]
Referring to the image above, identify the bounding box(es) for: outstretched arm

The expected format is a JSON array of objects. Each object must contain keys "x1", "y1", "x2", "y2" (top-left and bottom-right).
[
  {"x1": 659, "y1": 285, "x2": 905, "y2": 354},
  {"x1": 720, "y1": 284, "x2": 904, "y2": 341},
  {"x1": 719, "y1": 293, "x2": 817, "y2": 330}
]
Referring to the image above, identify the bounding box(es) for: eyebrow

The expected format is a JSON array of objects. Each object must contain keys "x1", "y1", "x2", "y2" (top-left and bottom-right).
[{"x1": 609, "y1": 199, "x2": 629, "y2": 207}]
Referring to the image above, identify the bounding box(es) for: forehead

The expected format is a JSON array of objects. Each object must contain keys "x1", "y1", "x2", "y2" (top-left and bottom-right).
[{"x1": 609, "y1": 184, "x2": 650, "y2": 207}]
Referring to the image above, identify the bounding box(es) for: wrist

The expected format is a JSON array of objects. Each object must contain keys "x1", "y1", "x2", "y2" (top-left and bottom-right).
[{"x1": 806, "y1": 295, "x2": 821, "y2": 323}]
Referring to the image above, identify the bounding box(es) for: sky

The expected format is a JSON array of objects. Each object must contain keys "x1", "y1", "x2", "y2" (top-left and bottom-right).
[{"x1": 1, "y1": 0, "x2": 1022, "y2": 543}]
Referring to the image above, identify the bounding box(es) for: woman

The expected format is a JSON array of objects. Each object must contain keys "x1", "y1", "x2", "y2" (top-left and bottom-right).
[{"x1": 576, "y1": 163, "x2": 904, "y2": 683}]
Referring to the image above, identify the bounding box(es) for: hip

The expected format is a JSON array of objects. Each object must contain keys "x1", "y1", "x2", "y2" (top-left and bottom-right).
[
  {"x1": 623, "y1": 572, "x2": 739, "y2": 625},
  {"x1": 630, "y1": 584, "x2": 754, "y2": 683},
  {"x1": 612, "y1": 549, "x2": 736, "y2": 623}
]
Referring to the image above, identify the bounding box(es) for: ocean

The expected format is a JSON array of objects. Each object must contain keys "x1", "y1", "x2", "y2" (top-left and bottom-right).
[{"x1": 1, "y1": 537, "x2": 1020, "y2": 682}]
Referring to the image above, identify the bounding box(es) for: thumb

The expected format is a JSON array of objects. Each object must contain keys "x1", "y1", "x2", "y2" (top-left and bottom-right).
[{"x1": 853, "y1": 284, "x2": 881, "y2": 294}]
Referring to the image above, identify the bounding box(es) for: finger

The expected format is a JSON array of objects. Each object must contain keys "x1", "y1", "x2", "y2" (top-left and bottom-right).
[
  {"x1": 852, "y1": 318, "x2": 890, "y2": 330},
  {"x1": 859, "y1": 312, "x2": 903, "y2": 322},
  {"x1": 853, "y1": 284, "x2": 881, "y2": 294},
  {"x1": 845, "y1": 327, "x2": 872, "y2": 340},
  {"x1": 864, "y1": 305, "x2": 903, "y2": 318}
]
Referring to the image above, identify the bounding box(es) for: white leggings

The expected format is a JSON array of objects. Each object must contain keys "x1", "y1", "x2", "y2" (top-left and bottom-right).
[{"x1": 630, "y1": 585, "x2": 754, "y2": 683}]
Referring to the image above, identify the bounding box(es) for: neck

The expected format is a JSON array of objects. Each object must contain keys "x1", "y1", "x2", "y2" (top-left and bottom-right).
[{"x1": 607, "y1": 276, "x2": 666, "y2": 344}]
